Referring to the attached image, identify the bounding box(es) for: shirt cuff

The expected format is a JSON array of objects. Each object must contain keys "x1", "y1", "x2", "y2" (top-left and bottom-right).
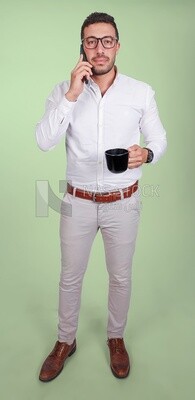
[{"x1": 57, "y1": 96, "x2": 76, "y2": 122}]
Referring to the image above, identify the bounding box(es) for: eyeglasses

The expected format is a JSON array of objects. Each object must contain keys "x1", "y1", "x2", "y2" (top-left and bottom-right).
[{"x1": 82, "y1": 36, "x2": 118, "y2": 49}]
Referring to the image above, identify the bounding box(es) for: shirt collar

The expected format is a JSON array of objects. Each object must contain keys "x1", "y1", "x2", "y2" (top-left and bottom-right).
[{"x1": 88, "y1": 65, "x2": 120, "y2": 90}]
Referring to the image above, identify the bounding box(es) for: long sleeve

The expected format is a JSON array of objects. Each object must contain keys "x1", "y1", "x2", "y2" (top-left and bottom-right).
[
  {"x1": 35, "y1": 81, "x2": 76, "y2": 151},
  {"x1": 35, "y1": 73, "x2": 167, "y2": 190},
  {"x1": 140, "y1": 85, "x2": 167, "y2": 164}
]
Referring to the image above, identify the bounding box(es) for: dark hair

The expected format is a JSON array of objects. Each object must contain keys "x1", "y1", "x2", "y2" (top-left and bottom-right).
[{"x1": 81, "y1": 12, "x2": 119, "y2": 40}]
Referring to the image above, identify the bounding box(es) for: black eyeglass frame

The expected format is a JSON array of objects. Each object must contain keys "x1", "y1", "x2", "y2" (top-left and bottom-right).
[{"x1": 81, "y1": 36, "x2": 118, "y2": 49}]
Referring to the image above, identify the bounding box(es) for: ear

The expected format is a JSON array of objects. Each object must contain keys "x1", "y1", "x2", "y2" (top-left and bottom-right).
[{"x1": 116, "y1": 41, "x2": 120, "y2": 54}]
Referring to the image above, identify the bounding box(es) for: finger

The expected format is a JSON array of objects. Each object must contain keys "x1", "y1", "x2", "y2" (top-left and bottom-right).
[
  {"x1": 128, "y1": 144, "x2": 139, "y2": 151},
  {"x1": 128, "y1": 157, "x2": 142, "y2": 164},
  {"x1": 129, "y1": 149, "x2": 142, "y2": 158},
  {"x1": 129, "y1": 152, "x2": 140, "y2": 159},
  {"x1": 77, "y1": 66, "x2": 93, "y2": 77},
  {"x1": 74, "y1": 54, "x2": 84, "y2": 68},
  {"x1": 71, "y1": 65, "x2": 93, "y2": 81},
  {"x1": 81, "y1": 71, "x2": 91, "y2": 81},
  {"x1": 74, "y1": 61, "x2": 93, "y2": 74},
  {"x1": 74, "y1": 55, "x2": 91, "y2": 71},
  {"x1": 128, "y1": 161, "x2": 142, "y2": 169}
]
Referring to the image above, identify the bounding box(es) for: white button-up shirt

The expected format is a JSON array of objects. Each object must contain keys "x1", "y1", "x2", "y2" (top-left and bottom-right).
[{"x1": 35, "y1": 71, "x2": 167, "y2": 191}]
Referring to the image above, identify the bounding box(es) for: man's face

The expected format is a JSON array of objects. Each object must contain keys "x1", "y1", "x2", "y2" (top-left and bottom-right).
[{"x1": 83, "y1": 23, "x2": 120, "y2": 76}]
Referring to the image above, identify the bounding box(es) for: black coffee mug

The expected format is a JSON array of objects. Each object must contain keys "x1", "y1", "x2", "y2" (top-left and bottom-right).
[{"x1": 105, "y1": 148, "x2": 129, "y2": 173}]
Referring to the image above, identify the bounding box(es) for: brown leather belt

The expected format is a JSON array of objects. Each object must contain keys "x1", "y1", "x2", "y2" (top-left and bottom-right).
[{"x1": 67, "y1": 181, "x2": 138, "y2": 203}]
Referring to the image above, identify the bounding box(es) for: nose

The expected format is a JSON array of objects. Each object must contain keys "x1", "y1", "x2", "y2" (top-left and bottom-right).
[{"x1": 96, "y1": 39, "x2": 105, "y2": 53}]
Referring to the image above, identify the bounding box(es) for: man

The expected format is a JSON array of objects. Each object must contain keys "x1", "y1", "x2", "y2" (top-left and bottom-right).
[{"x1": 36, "y1": 12, "x2": 167, "y2": 381}]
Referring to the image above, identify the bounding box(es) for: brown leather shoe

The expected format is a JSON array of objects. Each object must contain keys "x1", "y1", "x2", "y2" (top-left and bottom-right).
[
  {"x1": 107, "y1": 338, "x2": 130, "y2": 378},
  {"x1": 39, "y1": 339, "x2": 76, "y2": 382}
]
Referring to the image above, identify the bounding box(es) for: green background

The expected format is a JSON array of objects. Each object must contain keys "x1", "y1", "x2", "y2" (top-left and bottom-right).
[{"x1": 1, "y1": 0, "x2": 194, "y2": 399}]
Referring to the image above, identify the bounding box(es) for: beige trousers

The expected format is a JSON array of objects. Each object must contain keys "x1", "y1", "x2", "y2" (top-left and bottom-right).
[{"x1": 58, "y1": 189, "x2": 141, "y2": 344}]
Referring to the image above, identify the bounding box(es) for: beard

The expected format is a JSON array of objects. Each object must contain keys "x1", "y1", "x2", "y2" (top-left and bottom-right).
[{"x1": 91, "y1": 56, "x2": 116, "y2": 76}]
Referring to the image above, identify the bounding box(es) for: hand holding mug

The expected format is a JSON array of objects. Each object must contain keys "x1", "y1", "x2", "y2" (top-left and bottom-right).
[{"x1": 128, "y1": 145, "x2": 148, "y2": 168}]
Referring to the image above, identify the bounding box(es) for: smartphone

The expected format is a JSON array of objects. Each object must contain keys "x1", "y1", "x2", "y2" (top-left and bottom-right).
[
  {"x1": 80, "y1": 44, "x2": 87, "y2": 61},
  {"x1": 80, "y1": 44, "x2": 88, "y2": 83}
]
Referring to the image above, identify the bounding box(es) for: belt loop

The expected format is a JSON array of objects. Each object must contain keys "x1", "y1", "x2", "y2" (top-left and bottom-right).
[
  {"x1": 92, "y1": 192, "x2": 96, "y2": 202},
  {"x1": 119, "y1": 189, "x2": 124, "y2": 200},
  {"x1": 73, "y1": 187, "x2": 77, "y2": 197}
]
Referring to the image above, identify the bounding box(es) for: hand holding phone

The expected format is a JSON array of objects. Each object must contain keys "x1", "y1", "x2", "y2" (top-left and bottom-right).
[
  {"x1": 80, "y1": 45, "x2": 88, "y2": 84},
  {"x1": 65, "y1": 47, "x2": 92, "y2": 101}
]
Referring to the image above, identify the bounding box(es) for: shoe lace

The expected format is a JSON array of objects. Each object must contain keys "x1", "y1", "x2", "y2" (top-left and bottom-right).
[
  {"x1": 109, "y1": 338, "x2": 125, "y2": 354},
  {"x1": 50, "y1": 342, "x2": 67, "y2": 359}
]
